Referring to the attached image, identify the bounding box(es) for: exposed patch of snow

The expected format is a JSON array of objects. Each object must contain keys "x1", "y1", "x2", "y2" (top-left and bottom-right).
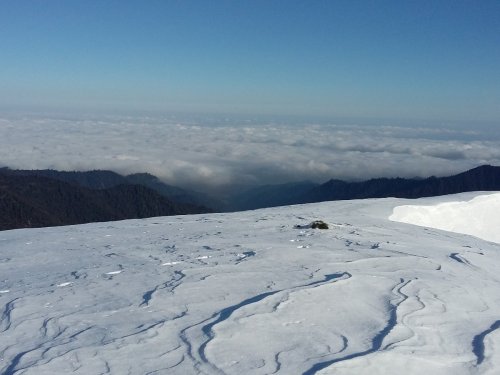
[
  {"x1": 162, "y1": 261, "x2": 181, "y2": 266},
  {"x1": 390, "y1": 192, "x2": 500, "y2": 244},
  {"x1": 105, "y1": 270, "x2": 123, "y2": 275},
  {"x1": 196, "y1": 255, "x2": 211, "y2": 260},
  {"x1": 56, "y1": 282, "x2": 73, "y2": 287}
]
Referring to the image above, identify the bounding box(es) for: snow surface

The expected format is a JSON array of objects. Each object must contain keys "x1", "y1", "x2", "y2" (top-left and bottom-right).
[
  {"x1": 1, "y1": 193, "x2": 500, "y2": 374},
  {"x1": 390, "y1": 192, "x2": 500, "y2": 244}
]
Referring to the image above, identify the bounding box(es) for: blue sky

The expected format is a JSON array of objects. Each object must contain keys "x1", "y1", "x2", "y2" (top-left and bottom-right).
[{"x1": 1, "y1": 0, "x2": 499, "y2": 125}]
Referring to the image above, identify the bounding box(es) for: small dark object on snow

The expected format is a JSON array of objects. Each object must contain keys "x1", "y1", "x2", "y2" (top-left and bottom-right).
[
  {"x1": 311, "y1": 220, "x2": 329, "y2": 229},
  {"x1": 293, "y1": 220, "x2": 329, "y2": 230}
]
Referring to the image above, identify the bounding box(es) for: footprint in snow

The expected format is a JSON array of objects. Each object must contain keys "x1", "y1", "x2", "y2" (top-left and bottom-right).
[
  {"x1": 234, "y1": 252, "x2": 256, "y2": 264},
  {"x1": 237, "y1": 251, "x2": 256, "y2": 258},
  {"x1": 71, "y1": 271, "x2": 87, "y2": 280},
  {"x1": 196, "y1": 255, "x2": 211, "y2": 260}
]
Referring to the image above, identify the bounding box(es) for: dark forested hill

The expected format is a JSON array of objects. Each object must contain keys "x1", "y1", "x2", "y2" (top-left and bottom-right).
[
  {"x1": 300, "y1": 165, "x2": 500, "y2": 203},
  {"x1": 2, "y1": 165, "x2": 500, "y2": 225},
  {"x1": 0, "y1": 173, "x2": 209, "y2": 230},
  {"x1": 0, "y1": 167, "x2": 220, "y2": 210},
  {"x1": 0, "y1": 168, "x2": 126, "y2": 189},
  {"x1": 227, "y1": 181, "x2": 318, "y2": 211},
  {"x1": 220, "y1": 165, "x2": 500, "y2": 210}
]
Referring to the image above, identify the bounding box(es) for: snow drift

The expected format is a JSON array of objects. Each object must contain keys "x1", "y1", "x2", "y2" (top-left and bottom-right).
[{"x1": 390, "y1": 192, "x2": 500, "y2": 244}]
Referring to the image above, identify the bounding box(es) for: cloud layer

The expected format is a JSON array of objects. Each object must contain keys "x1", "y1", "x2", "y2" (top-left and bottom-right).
[{"x1": 1, "y1": 114, "x2": 499, "y2": 192}]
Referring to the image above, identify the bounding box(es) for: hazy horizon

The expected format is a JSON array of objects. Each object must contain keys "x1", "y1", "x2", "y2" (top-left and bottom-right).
[{"x1": 1, "y1": 112, "x2": 499, "y2": 195}]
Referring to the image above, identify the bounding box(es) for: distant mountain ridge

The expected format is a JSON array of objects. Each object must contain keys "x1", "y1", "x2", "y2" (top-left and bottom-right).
[
  {"x1": 300, "y1": 165, "x2": 500, "y2": 203},
  {"x1": 226, "y1": 165, "x2": 500, "y2": 210},
  {"x1": 0, "y1": 172, "x2": 210, "y2": 231},
  {"x1": 0, "y1": 167, "x2": 219, "y2": 210},
  {"x1": 1, "y1": 165, "x2": 500, "y2": 230},
  {"x1": 227, "y1": 181, "x2": 318, "y2": 210}
]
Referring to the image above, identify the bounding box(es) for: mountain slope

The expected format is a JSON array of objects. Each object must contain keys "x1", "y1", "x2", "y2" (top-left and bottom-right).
[
  {"x1": 3, "y1": 164, "x2": 500, "y2": 212},
  {"x1": 228, "y1": 180, "x2": 318, "y2": 210},
  {"x1": 0, "y1": 167, "x2": 126, "y2": 189},
  {"x1": 301, "y1": 164, "x2": 500, "y2": 203},
  {"x1": 218, "y1": 165, "x2": 500, "y2": 210},
  {"x1": 0, "y1": 173, "x2": 208, "y2": 230},
  {"x1": 1, "y1": 192, "x2": 499, "y2": 374},
  {"x1": 0, "y1": 167, "x2": 219, "y2": 210},
  {"x1": 125, "y1": 172, "x2": 221, "y2": 210}
]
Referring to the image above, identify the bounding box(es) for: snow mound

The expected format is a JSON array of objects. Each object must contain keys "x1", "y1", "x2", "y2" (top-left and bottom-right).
[{"x1": 390, "y1": 192, "x2": 500, "y2": 244}]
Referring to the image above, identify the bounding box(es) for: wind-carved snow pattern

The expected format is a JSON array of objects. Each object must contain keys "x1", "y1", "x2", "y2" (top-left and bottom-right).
[
  {"x1": 472, "y1": 320, "x2": 500, "y2": 365},
  {"x1": 302, "y1": 278, "x2": 411, "y2": 375},
  {"x1": 1, "y1": 192, "x2": 500, "y2": 374},
  {"x1": 180, "y1": 272, "x2": 351, "y2": 374},
  {"x1": 139, "y1": 270, "x2": 185, "y2": 307}
]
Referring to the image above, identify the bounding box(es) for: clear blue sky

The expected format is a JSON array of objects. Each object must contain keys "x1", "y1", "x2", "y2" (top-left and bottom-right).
[{"x1": 1, "y1": 0, "x2": 499, "y2": 125}]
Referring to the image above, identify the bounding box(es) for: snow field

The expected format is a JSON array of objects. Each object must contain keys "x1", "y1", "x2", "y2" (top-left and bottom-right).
[{"x1": 1, "y1": 193, "x2": 500, "y2": 374}]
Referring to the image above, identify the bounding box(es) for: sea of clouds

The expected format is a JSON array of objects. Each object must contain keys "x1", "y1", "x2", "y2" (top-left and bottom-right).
[{"x1": 1, "y1": 114, "x2": 499, "y2": 192}]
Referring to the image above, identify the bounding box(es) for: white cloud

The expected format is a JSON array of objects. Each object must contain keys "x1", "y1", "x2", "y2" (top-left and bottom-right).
[{"x1": 1, "y1": 114, "x2": 499, "y2": 192}]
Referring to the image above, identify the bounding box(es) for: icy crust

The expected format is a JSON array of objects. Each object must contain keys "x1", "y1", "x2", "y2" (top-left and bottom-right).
[
  {"x1": 390, "y1": 192, "x2": 500, "y2": 244},
  {"x1": 1, "y1": 194, "x2": 500, "y2": 374}
]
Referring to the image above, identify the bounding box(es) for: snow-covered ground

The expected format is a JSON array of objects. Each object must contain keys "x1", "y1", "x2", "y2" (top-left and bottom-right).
[
  {"x1": 390, "y1": 192, "x2": 500, "y2": 244},
  {"x1": 1, "y1": 192, "x2": 500, "y2": 374}
]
